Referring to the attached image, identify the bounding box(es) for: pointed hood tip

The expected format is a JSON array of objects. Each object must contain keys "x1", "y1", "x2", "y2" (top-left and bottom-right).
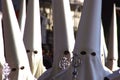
[
  {"x1": 73, "y1": 0, "x2": 102, "y2": 55},
  {"x1": 51, "y1": 0, "x2": 111, "y2": 79}
]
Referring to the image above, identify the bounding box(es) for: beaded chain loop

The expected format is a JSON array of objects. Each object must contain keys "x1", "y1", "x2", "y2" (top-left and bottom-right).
[
  {"x1": 72, "y1": 53, "x2": 82, "y2": 80},
  {"x1": 2, "y1": 63, "x2": 11, "y2": 80},
  {"x1": 59, "y1": 57, "x2": 71, "y2": 70}
]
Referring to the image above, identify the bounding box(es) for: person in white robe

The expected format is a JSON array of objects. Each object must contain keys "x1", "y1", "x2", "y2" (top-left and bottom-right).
[
  {"x1": 100, "y1": 24, "x2": 108, "y2": 66},
  {"x1": 51, "y1": 0, "x2": 112, "y2": 80},
  {"x1": 1, "y1": 0, "x2": 36, "y2": 80},
  {"x1": 105, "y1": 4, "x2": 119, "y2": 71},
  {"x1": 0, "y1": 12, "x2": 6, "y2": 80},
  {"x1": 38, "y1": 0, "x2": 75, "y2": 80},
  {"x1": 23, "y1": 0, "x2": 46, "y2": 78}
]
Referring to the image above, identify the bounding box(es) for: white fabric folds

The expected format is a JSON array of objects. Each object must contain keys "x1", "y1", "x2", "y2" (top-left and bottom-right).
[
  {"x1": 0, "y1": 12, "x2": 6, "y2": 80},
  {"x1": 105, "y1": 4, "x2": 119, "y2": 71},
  {"x1": 38, "y1": 0, "x2": 75, "y2": 80},
  {"x1": 1, "y1": 0, "x2": 36, "y2": 79},
  {"x1": 23, "y1": 0, "x2": 46, "y2": 78},
  {"x1": 52, "y1": 0, "x2": 112, "y2": 80}
]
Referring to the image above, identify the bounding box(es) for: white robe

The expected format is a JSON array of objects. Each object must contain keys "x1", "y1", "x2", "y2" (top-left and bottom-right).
[
  {"x1": 0, "y1": 12, "x2": 6, "y2": 80},
  {"x1": 1, "y1": 0, "x2": 36, "y2": 79},
  {"x1": 23, "y1": 0, "x2": 46, "y2": 78},
  {"x1": 51, "y1": 0, "x2": 112, "y2": 79}
]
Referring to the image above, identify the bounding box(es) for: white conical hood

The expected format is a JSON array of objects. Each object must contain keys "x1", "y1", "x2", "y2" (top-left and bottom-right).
[
  {"x1": 23, "y1": 0, "x2": 46, "y2": 78},
  {"x1": 100, "y1": 24, "x2": 108, "y2": 66},
  {"x1": 1, "y1": 0, "x2": 36, "y2": 80},
  {"x1": 18, "y1": 0, "x2": 26, "y2": 38},
  {"x1": 38, "y1": 0, "x2": 75, "y2": 80},
  {"x1": 52, "y1": 0, "x2": 112, "y2": 80},
  {"x1": 0, "y1": 12, "x2": 6, "y2": 80},
  {"x1": 52, "y1": 0, "x2": 75, "y2": 73},
  {"x1": 0, "y1": 12, "x2": 5, "y2": 68},
  {"x1": 106, "y1": 4, "x2": 119, "y2": 71}
]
